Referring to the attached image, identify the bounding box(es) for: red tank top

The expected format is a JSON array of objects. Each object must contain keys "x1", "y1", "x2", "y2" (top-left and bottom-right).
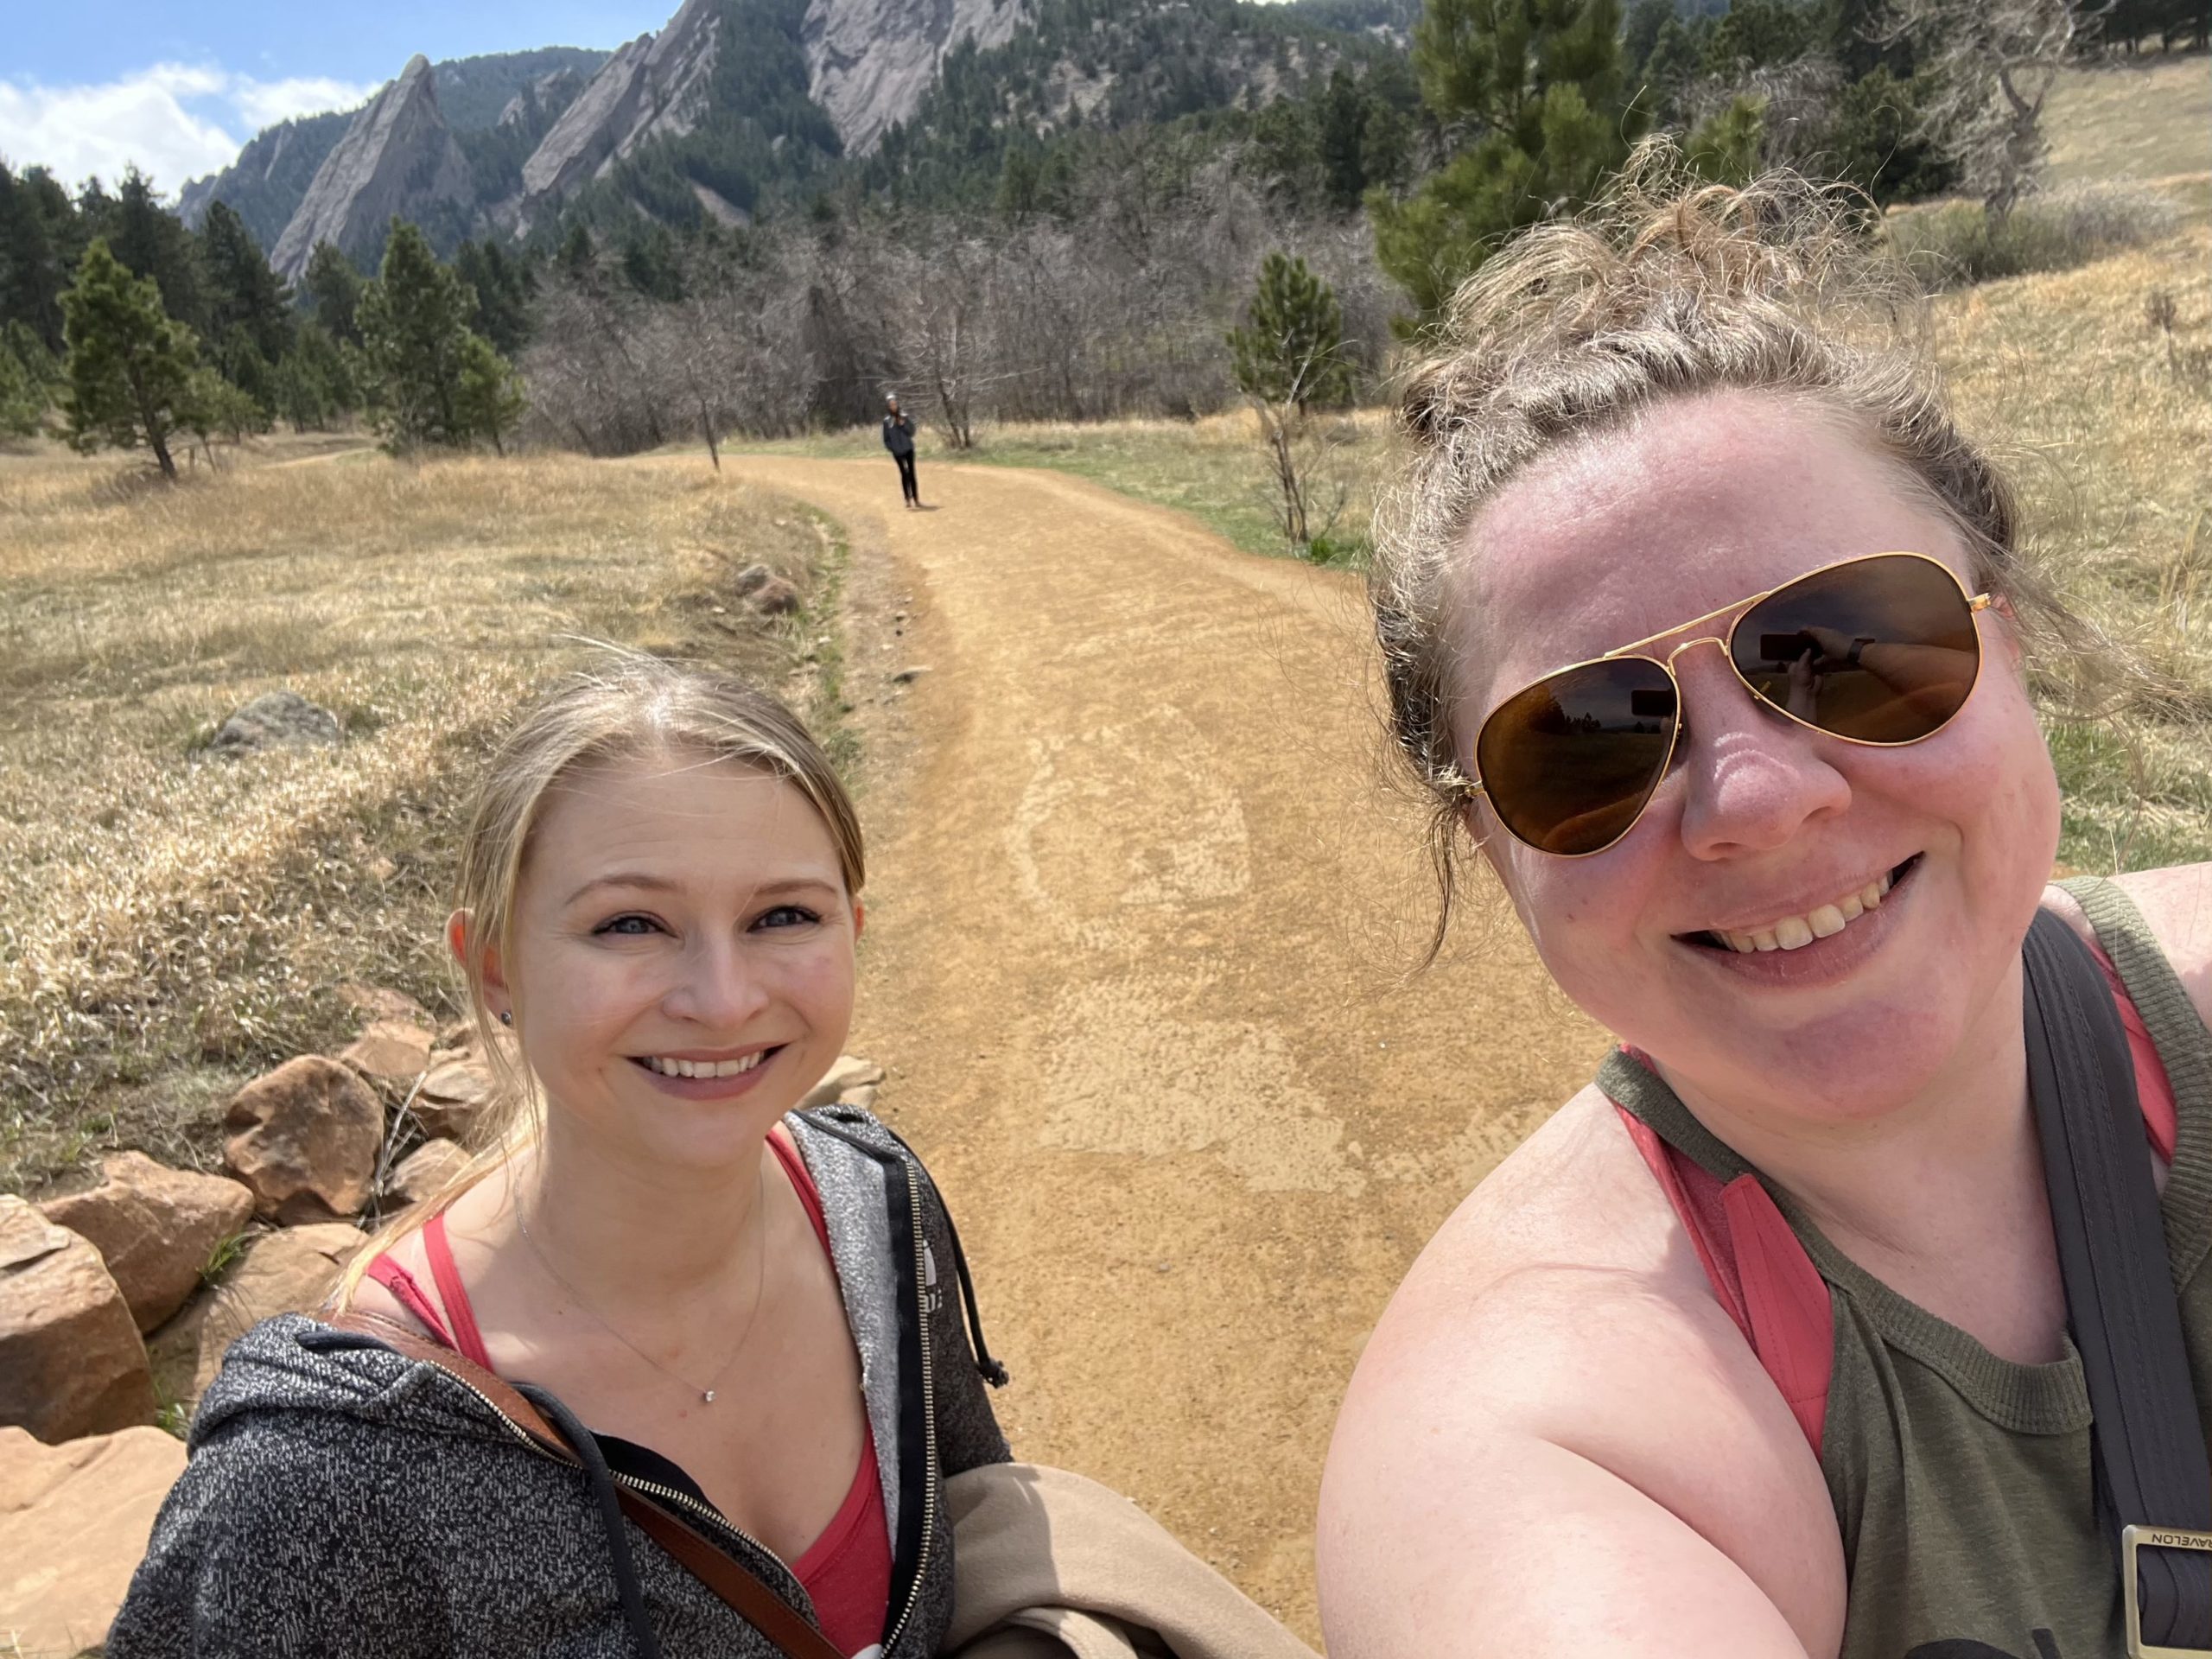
[
  {"x1": 1611, "y1": 940, "x2": 2181, "y2": 1458},
  {"x1": 365, "y1": 1128, "x2": 892, "y2": 1656}
]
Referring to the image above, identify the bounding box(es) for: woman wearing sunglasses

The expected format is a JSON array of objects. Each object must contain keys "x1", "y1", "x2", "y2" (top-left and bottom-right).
[{"x1": 1316, "y1": 161, "x2": 2212, "y2": 1659}]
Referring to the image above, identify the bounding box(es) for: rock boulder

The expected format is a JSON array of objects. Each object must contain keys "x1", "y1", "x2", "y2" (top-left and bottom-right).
[
  {"x1": 337, "y1": 1019, "x2": 434, "y2": 1085},
  {"x1": 223, "y1": 1056, "x2": 385, "y2": 1223},
  {"x1": 799, "y1": 1054, "x2": 887, "y2": 1111},
  {"x1": 0, "y1": 1198, "x2": 154, "y2": 1442},
  {"x1": 37, "y1": 1153, "x2": 254, "y2": 1332},
  {"x1": 414, "y1": 1051, "x2": 499, "y2": 1141},
  {"x1": 208, "y1": 689, "x2": 342, "y2": 754},
  {"x1": 387, "y1": 1138, "x2": 472, "y2": 1206},
  {"x1": 751, "y1": 577, "x2": 803, "y2": 616},
  {"x1": 0, "y1": 1424, "x2": 188, "y2": 1659},
  {"x1": 186, "y1": 1223, "x2": 365, "y2": 1402}
]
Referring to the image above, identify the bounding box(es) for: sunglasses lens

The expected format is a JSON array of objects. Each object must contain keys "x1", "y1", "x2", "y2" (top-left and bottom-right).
[
  {"x1": 1734, "y1": 555, "x2": 1980, "y2": 742},
  {"x1": 1476, "y1": 658, "x2": 1678, "y2": 855}
]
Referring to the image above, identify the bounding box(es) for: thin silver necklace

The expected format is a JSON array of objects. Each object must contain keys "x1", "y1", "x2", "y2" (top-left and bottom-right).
[{"x1": 512, "y1": 1165, "x2": 769, "y2": 1405}]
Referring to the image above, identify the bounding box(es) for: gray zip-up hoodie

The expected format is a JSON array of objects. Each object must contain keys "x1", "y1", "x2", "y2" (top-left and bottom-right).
[{"x1": 108, "y1": 1105, "x2": 1011, "y2": 1658}]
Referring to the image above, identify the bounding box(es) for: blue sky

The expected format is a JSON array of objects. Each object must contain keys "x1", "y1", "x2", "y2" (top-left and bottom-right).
[{"x1": 1, "y1": 2, "x2": 677, "y2": 194}]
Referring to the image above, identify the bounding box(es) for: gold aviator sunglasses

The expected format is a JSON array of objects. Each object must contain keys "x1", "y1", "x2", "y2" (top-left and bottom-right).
[{"x1": 1462, "y1": 551, "x2": 1993, "y2": 857}]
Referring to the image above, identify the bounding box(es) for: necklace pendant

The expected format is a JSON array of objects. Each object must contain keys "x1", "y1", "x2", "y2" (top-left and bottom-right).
[{"x1": 702, "y1": 1389, "x2": 715, "y2": 1404}]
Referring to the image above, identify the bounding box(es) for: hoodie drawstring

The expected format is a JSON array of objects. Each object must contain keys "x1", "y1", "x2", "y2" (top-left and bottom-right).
[{"x1": 515, "y1": 1382, "x2": 665, "y2": 1659}]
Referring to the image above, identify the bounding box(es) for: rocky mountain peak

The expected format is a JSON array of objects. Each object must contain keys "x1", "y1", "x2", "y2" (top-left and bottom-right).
[
  {"x1": 802, "y1": 0, "x2": 1032, "y2": 156},
  {"x1": 268, "y1": 54, "x2": 468, "y2": 282},
  {"x1": 510, "y1": 0, "x2": 721, "y2": 232}
]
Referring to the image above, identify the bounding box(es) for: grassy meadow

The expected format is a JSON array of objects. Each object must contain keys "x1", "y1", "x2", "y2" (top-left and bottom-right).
[{"x1": 0, "y1": 442, "x2": 842, "y2": 1192}]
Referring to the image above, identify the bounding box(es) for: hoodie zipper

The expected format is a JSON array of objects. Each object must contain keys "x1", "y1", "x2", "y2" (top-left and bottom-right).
[{"x1": 879, "y1": 1149, "x2": 938, "y2": 1658}]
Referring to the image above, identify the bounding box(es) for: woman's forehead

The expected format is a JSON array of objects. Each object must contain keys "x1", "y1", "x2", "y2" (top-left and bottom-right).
[
  {"x1": 1451, "y1": 395, "x2": 1963, "y2": 697},
  {"x1": 528, "y1": 756, "x2": 837, "y2": 874}
]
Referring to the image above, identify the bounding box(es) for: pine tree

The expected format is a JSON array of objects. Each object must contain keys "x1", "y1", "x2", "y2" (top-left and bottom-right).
[
  {"x1": 1227, "y1": 253, "x2": 1356, "y2": 551},
  {"x1": 454, "y1": 332, "x2": 527, "y2": 455},
  {"x1": 0, "y1": 162, "x2": 67, "y2": 354},
  {"x1": 1370, "y1": 0, "x2": 1644, "y2": 328},
  {"x1": 59, "y1": 238, "x2": 200, "y2": 480},
  {"x1": 102, "y1": 168, "x2": 207, "y2": 334},
  {"x1": 1687, "y1": 94, "x2": 1766, "y2": 183},
  {"x1": 0, "y1": 327, "x2": 50, "y2": 437},
  {"x1": 356, "y1": 220, "x2": 476, "y2": 449},
  {"x1": 1228, "y1": 252, "x2": 1355, "y2": 415},
  {"x1": 199, "y1": 200, "x2": 294, "y2": 366},
  {"x1": 454, "y1": 240, "x2": 533, "y2": 356},
  {"x1": 302, "y1": 242, "x2": 365, "y2": 346}
]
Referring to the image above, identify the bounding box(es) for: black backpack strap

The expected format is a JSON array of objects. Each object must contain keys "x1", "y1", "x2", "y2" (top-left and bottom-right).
[{"x1": 2023, "y1": 910, "x2": 2212, "y2": 1656}]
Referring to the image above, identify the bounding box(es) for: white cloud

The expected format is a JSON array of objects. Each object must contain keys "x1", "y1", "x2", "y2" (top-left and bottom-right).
[
  {"x1": 232, "y1": 76, "x2": 379, "y2": 132},
  {"x1": 0, "y1": 64, "x2": 379, "y2": 198}
]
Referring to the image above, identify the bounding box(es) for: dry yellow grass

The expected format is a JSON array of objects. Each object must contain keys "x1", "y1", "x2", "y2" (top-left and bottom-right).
[
  {"x1": 1935, "y1": 215, "x2": 2212, "y2": 868},
  {"x1": 0, "y1": 441, "x2": 841, "y2": 1192},
  {"x1": 2043, "y1": 53, "x2": 2212, "y2": 188}
]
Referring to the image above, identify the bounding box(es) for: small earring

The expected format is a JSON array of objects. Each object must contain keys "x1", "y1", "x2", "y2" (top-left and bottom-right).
[{"x1": 499, "y1": 1010, "x2": 512, "y2": 1027}]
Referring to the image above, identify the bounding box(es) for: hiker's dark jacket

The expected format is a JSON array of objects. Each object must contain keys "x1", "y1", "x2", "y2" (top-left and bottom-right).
[
  {"x1": 881, "y1": 415, "x2": 916, "y2": 457},
  {"x1": 107, "y1": 1105, "x2": 1010, "y2": 1658}
]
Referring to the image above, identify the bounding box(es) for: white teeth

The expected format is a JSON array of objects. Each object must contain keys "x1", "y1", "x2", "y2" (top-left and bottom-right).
[
  {"x1": 644, "y1": 1052, "x2": 766, "y2": 1078},
  {"x1": 1715, "y1": 868, "x2": 1905, "y2": 957}
]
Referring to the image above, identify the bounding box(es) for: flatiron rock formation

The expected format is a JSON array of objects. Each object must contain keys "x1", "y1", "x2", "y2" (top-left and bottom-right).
[
  {"x1": 511, "y1": 0, "x2": 721, "y2": 233},
  {"x1": 803, "y1": 0, "x2": 1032, "y2": 156},
  {"x1": 269, "y1": 55, "x2": 470, "y2": 283}
]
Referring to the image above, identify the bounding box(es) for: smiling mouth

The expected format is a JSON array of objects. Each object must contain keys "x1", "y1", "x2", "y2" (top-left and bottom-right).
[
  {"x1": 1681, "y1": 855, "x2": 1922, "y2": 955},
  {"x1": 631, "y1": 1047, "x2": 783, "y2": 1080}
]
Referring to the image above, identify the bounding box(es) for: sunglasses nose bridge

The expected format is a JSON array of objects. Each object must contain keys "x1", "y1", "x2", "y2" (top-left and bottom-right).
[{"x1": 1661, "y1": 633, "x2": 1731, "y2": 670}]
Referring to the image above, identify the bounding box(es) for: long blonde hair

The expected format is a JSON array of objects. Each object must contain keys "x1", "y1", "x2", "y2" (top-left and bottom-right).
[{"x1": 339, "y1": 654, "x2": 864, "y2": 1301}]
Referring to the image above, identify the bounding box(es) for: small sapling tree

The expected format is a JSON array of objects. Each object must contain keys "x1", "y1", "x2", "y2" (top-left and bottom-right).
[
  {"x1": 60, "y1": 238, "x2": 200, "y2": 480},
  {"x1": 454, "y1": 332, "x2": 527, "y2": 456},
  {"x1": 1227, "y1": 252, "x2": 1355, "y2": 554}
]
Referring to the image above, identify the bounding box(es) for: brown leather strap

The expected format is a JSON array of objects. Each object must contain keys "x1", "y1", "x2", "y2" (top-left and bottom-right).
[{"x1": 328, "y1": 1311, "x2": 846, "y2": 1659}]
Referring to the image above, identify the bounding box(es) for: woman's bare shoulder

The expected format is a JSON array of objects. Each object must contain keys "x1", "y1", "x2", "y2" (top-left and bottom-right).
[
  {"x1": 337, "y1": 1224, "x2": 442, "y2": 1337},
  {"x1": 1321, "y1": 1084, "x2": 1844, "y2": 1655},
  {"x1": 2049, "y1": 862, "x2": 2212, "y2": 1027}
]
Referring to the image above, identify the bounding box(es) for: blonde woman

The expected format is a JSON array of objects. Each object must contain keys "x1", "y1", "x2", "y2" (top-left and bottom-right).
[
  {"x1": 112, "y1": 662, "x2": 1009, "y2": 1658},
  {"x1": 1317, "y1": 162, "x2": 2212, "y2": 1658}
]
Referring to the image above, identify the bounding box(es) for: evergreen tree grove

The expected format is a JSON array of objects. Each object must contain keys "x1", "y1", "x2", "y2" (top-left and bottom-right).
[
  {"x1": 356, "y1": 220, "x2": 523, "y2": 453},
  {"x1": 59, "y1": 238, "x2": 200, "y2": 480},
  {"x1": 356, "y1": 220, "x2": 475, "y2": 448},
  {"x1": 1370, "y1": 0, "x2": 1643, "y2": 328}
]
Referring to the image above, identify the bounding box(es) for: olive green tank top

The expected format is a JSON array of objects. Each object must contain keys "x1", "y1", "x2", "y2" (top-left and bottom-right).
[{"x1": 1604, "y1": 879, "x2": 2212, "y2": 1659}]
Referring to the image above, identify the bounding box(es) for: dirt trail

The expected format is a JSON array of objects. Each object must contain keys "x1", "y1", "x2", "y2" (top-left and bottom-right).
[{"x1": 729, "y1": 456, "x2": 1611, "y2": 1639}]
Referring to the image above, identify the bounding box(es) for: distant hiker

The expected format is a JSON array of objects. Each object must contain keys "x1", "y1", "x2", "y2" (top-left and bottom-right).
[
  {"x1": 882, "y1": 394, "x2": 920, "y2": 509},
  {"x1": 1319, "y1": 149, "x2": 2212, "y2": 1659}
]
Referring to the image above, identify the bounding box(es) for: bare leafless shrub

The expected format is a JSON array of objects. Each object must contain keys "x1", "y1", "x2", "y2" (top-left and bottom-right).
[{"x1": 518, "y1": 130, "x2": 1391, "y2": 454}]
